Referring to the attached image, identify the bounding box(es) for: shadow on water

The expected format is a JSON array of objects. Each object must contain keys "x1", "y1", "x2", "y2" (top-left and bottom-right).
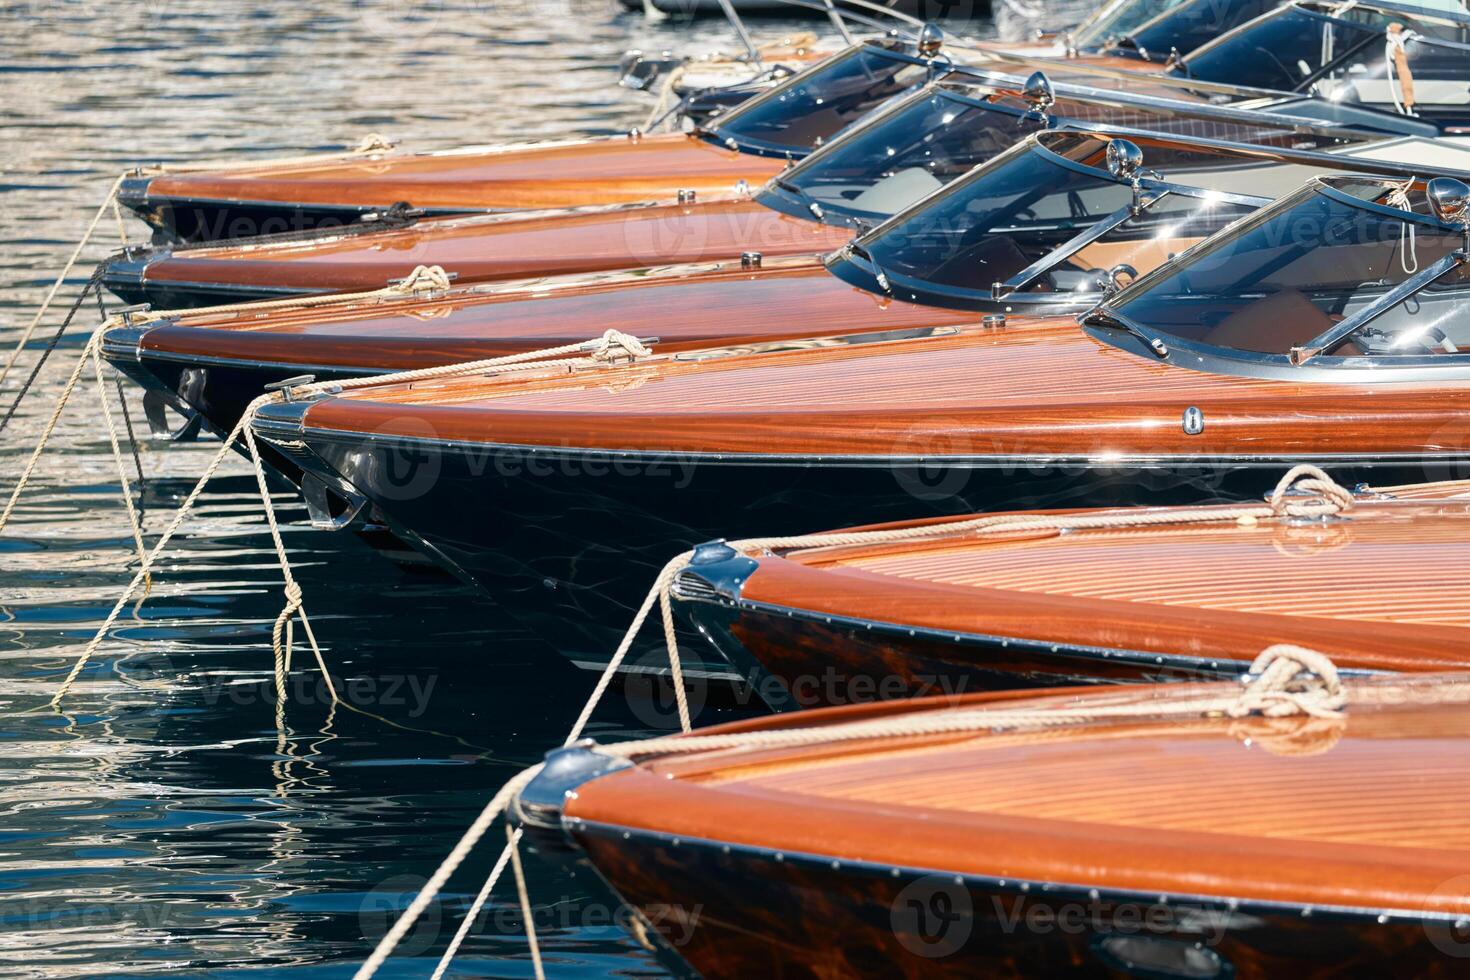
[{"x1": 0, "y1": 0, "x2": 1092, "y2": 974}]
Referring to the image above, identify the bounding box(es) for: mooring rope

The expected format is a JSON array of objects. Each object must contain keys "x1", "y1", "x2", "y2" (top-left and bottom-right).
[
  {"x1": 1385, "y1": 179, "x2": 1419, "y2": 275},
  {"x1": 0, "y1": 174, "x2": 122, "y2": 393},
  {"x1": 0, "y1": 268, "x2": 103, "y2": 435},
  {"x1": 28, "y1": 325, "x2": 658, "y2": 709},
  {"x1": 507, "y1": 823, "x2": 546, "y2": 980},
  {"x1": 640, "y1": 32, "x2": 819, "y2": 132},
  {"x1": 0, "y1": 263, "x2": 471, "y2": 539},
  {"x1": 131, "y1": 132, "x2": 400, "y2": 177},
  {"x1": 89, "y1": 340, "x2": 152, "y2": 595},
  {"x1": 1386, "y1": 24, "x2": 1418, "y2": 117}
]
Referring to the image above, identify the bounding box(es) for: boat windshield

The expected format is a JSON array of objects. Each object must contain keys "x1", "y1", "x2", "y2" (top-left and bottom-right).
[
  {"x1": 1309, "y1": 31, "x2": 1470, "y2": 119},
  {"x1": 825, "y1": 132, "x2": 1345, "y2": 310},
  {"x1": 1112, "y1": 0, "x2": 1276, "y2": 62},
  {"x1": 1096, "y1": 178, "x2": 1470, "y2": 362},
  {"x1": 1173, "y1": 2, "x2": 1436, "y2": 94},
  {"x1": 1071, "y1": 0, "x2": 1192, "y2": 51},
  {"x1": 757, "y1": 88, "x2": 1043, "y2": 226},
  {"x1": 702, "y1": 40, "x2": 936, "y2": 158},
  {"x1": 760, "y1": 83, "x2": 1367, "y2": 228}
]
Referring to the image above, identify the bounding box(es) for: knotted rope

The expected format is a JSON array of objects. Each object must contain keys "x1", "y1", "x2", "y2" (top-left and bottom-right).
[
  {"x1": 639, "y1": 33, "x2": 819, "y2": 132},
  {"x1": 390, "y1": 263, "x2": 453, "y2": 293},
  {"x1": 353, "y1": 132, "x2": 398, "y2": 155},
  {"x1": 1384, "y1": 178, "x2": 1419, "y2": 275},
  {"x1": 1227, "y1": 645, "x2": 1345, "y2": 719}
]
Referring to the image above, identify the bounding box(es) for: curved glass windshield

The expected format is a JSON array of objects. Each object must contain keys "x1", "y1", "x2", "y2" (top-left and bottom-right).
[
  {"x1": 828, "y1": 133, "x2": 1330, "y2": 308},
  {"x1": 759, "y1": 89, "x2": 1044, "y2": 225},
  {"x1": 1173, "y1": 5, "x2": 1391, "y2": 92},
  {"x1": 1102, "y1": 179, "x2": 1470, "y2": 358},
  {"x1": 704, "y1": 40, "x2": 934, "y2": 157},
  {"x1": 759, "y1": 84, "x2": 1367, "y2": 228},
  {"x1": 1117, "y1": 0, "x2": 1275, "y2": 62},
  {"x1": 1310, "y1": 31, "x2": 1470, "y2": 116},
  {"x1": 1072, "y1": 0, "x2": 1191, "y2": 50}
]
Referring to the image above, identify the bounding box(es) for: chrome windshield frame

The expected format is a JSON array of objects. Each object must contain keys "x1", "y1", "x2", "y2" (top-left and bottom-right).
[
  {"x1": 828, "y1": 129, "x2": 1470, "y2": 313},
  {"x1": 990, "y1": 154, "x2": 1269, "y2": 299},
  {"x1": 1289, "y1": 250, "x2": 1466, "y2": 363},
  {"x1": 1175, "y1": 0, "x2": 1470, "y2": 95},
  {"x1": 758, "y1": 69, "x2": 1380, "y2": 226},
  {"x1": 1084, "y1": 173, "x2": 1470, "y2": 380},
  {"x1": 699, "y1": 39, "x2": 941, "y2": 158}
]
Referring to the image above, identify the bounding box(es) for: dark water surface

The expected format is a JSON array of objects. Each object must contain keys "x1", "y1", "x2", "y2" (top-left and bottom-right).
[{"x1": 0, "y1": 1, "x2": 1087, "y2": 976}]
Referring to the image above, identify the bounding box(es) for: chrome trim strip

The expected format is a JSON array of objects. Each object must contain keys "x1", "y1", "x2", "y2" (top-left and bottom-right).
[
  {"x1": 255, "y1": 424, "x2": 1468, "y2": 470},
  {"x1": 994, "y1": 200, "x2": 1150, "y2": 298},
  {"x1": 123, "y1": 347, "x2": 393, "y2": 376}
]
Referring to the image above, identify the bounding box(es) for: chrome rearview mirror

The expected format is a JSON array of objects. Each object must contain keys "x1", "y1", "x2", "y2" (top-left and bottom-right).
[
  {"x1": 1107, "y1": 139, "x2": 1152, "y2": 214},
  {"x1": 1106, "y1": 139, "x2": 1143, "y2": 182},
  {"x1": 1021, "y1": 71, "x2": 1055, "y2": 125},
  {"x1": 1428, "y1": 177, "x2": 1469, "y2": 225},
  {"x1": 917, "y1": 22, "x2": 944, "y2": 57},
  {"x1": 1428, "y1": 177, "x2": 1470, "y2": 250}
]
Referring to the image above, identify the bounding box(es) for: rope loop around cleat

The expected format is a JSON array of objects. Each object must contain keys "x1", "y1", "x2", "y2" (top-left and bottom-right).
[
  {"x1": 1229, "y1": 644, "x2": 1346, "y2": 720},
  {"x1": 1266, "y1": 463, "x2": 1356, "y2": 519}
]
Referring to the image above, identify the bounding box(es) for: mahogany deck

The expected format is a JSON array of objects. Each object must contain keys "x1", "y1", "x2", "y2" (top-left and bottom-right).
[
  {"x1": 136, "y1": 258, "x2": 978, "y2": 370},
  {"x1": 135, "y1": 198, "x2": 853, "y2": 294},
  {"x1": 559, "y1": 677, "x2": 1470, "y2": 976},
  {"x1": 729, "y1": 496, "x2": 1470, "y2": 675},
  {"x1": 143, "y1": 133, "x2": 784, "y2": 211},
  {"x1": 299, "y1": 316, "x2": 1470, "y2": 462}
]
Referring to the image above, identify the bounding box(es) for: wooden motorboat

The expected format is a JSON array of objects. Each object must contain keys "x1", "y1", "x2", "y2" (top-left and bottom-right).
[
  {"x1": 989, "y1": 1, "x2": 1470, "y2": 130},
  {"x1": 673, "y1": 478, "x2": 1470, "y2": 710},
  {"x1": 1162, "y1": 0, "x2": 1470, "y2": 129},
  {"x1": 512, "y1": 669, "x2": 1470, "y2": 977},
  {"x1": 247, "y1": 173, "x2": 1470, "y2": 670},
  {"x1": 973, "y1": 0, "x2": 1275, "y2": 65},
  {"x1": 118, "y1": 38, "x2": 944, "y2": 244},
  {"x1": 100, "y1": 70, "x2": 1395, "y2": 310},
  {"x1": 625, "y1": 0, "x2": 991, "y2": 15},
  {"x1": 106, "y1": 130, "x2": 1443, "y2": 471}
]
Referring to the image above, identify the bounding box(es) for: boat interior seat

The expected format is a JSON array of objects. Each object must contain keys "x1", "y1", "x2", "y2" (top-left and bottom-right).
[
  {"x1": 1202, "y1": 288, "x2": 1341, "y2": 354},
  {"x1": 1070, "y1": 237, "x2": 1203, "y2": 277}
]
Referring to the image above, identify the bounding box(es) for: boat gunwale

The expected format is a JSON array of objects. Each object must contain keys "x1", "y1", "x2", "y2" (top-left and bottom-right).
[
  {"x1": 566, "y1": 815, "x2": 1470, "y2": 926},
  {"x1": 254, "y1": 420, "x2": 1470, "y2": 470},
  {"x1": 673, "y1": 581, "x2": 1393, "y2": 683}
]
